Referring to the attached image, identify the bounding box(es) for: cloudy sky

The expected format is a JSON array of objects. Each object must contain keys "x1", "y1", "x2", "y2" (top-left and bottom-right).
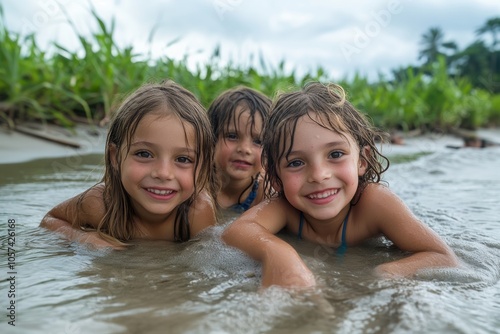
[{"x1": 2, "y1": 0, "x2": 500, "y2": 80}]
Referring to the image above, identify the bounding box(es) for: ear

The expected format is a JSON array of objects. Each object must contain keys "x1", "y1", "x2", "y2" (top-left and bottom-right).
[
  {"x1": 109, "y1": 143, "x2": 119, "y2": 170},
  {"x1": 358, "y1": 145, "x2": 370, "y2": 176}
]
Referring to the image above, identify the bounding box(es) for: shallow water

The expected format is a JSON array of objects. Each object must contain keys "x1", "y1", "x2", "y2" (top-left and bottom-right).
[{"x1": 1, "y1": 135, "x2": 500, "y2": 334}]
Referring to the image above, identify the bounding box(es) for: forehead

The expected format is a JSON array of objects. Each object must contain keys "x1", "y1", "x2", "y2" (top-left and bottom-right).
[
  {"x1": 228, "y1": 105, "x2": 264, "y2": 129},
  {"x1": 133, "y1": 113, "x2": 195, "y2": 145},
  {"x1": 286, "y1": 113, "x2": 355, "y2": 147}
]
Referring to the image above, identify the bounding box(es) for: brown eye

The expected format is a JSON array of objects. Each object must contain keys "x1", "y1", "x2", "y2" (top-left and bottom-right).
[
  {"x1": 226, "y1": 133, "x2": 238, "y2": 141},
  {"x1": 329, "y1": 151, "x2": 343, "y2": 159},
  {"x1": 135, "y1": 151, "x2": 152, "y2": 158},
  {"x1": 286, "y1": 160, "x2": 303, "y2": 168},
  {"x1": 176, "y1": 156, "x2": 193, "y2": 164}
]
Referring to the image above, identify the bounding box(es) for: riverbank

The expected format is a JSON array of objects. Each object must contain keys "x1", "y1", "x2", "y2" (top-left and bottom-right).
[
  {"x1": 1, "y1": 123, "x2": 499, "y2": 165},
  {"x1": 0, "y1": 123, "x2": 108, "y2": 164}
]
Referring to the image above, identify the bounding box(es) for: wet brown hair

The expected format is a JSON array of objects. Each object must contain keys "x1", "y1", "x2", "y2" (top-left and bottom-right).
[
  {"x1": 263, "y1": 82, "x2": 389, "y2": 202},
  {"x1": 207, "y1": 86, "x2": 271, "y2": 206},
  {"x1": 207, "y1": 86, "x2": 271, "y2": 145},
  {"x1": 77, "y1": 80, "x2": 215, "y2": 243}
]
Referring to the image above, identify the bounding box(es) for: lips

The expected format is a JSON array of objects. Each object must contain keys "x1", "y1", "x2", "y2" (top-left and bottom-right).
[
  {"x1": 144, "y1": 188, "x2": 177, "y2": 200},
  {"x1": 231, "y1": 160, "x2": 252, "y2": 168},
  {"x1": 146, "y1": 188, "x2": 174, "y2": 195},
  {"x1": 306, "y1": 189, "x2": 338, "y2": 199}
]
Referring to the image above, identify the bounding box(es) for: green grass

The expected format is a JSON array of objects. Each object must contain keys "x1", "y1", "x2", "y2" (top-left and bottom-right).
[{"x1": 0, "y1": 5, "x2": 498, "y2": 133}]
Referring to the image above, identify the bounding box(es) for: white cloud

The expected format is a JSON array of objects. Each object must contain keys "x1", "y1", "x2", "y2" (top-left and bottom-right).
[{"x1": 2, "y1": 0, "x2": 499, "y2": 81}]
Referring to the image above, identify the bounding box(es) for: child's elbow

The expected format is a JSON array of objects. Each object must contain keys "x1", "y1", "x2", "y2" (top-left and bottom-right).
[
  {"x1": 442, "y1": 248, "x2": 460, "y2": 267},
  {"x1": 39, "y1": 213, "x2": 54, "y2": 229},
  {"x1": 40, "y1": 213, "x2": 71, "y2": 232}
]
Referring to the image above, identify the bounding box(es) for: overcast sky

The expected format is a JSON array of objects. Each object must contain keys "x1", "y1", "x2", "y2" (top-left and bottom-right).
[{"x1": 2, "y1": 0, "x2": 500, "y2": 80}]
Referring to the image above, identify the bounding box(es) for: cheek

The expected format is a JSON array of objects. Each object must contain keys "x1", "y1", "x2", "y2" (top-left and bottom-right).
[
  {"x1": 282, "y1": 174, "x2": 302, "y2": 192},
  {"x1": 282, "y1": 177, "x2": 303, "y2": 206},
  {"x1": 215, "y1": 142, "x2": 232, "y2": 162},
  {"x1": 183, "y1": 169, "x2": 197, "y2": 188},
  {"x1": 177, "y1": 170, "x2": 196, "y2": 200},
  {"x1": 120, "y1": 159, "x2": 138, "y2": 179},
  {"x1": 254, "y1": 148, "x2": 263, "y2": 163},
  {"x1": 345, "y1": 164, "x2": 360, "y2": 181}
]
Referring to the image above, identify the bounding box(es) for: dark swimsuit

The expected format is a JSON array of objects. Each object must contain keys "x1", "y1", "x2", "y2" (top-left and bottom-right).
[
  {"x1": 298, "y1": 206, "x2": 351, "y2": 255},
  {"x1": 228, "y1": 178, "x2": 260, "y2": 213}
]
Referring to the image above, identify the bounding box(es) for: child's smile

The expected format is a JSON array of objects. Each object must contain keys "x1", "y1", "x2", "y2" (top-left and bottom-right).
[
  {"x1": 215, "y1": 108, "x2": 263, "y2": 181},
  {"x1": 279, "y1": 113, "x2": 365, "y2": 221},
  {"x1": 305, "y1": 188, "x2": 339, "y2": 204},
  {"x1": 118, "y1": 113, "x2": 197, "y2": 221}
]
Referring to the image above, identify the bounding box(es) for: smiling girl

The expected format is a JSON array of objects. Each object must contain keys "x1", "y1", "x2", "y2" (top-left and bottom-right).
[
  {"x1": 41, "y1": 81, "x2": 217, "y2": 248},
  {"x1": 222, "y1": 82, "x2": 458, "y2": 287},
  {"x1": 207, "y1": 86, "x2": 271, "y2": 214}
]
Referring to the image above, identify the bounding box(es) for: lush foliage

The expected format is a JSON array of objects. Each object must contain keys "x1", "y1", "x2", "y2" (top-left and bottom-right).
[{"x1": 0, "y1": 6, "x2": 499, "y2": 132}]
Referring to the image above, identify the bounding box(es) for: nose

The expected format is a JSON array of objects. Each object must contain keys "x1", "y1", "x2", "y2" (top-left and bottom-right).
[
  {"x1": 307, "y1": 161, "x2": 331, "y2": 183},
  {"x1": 236, "y1": 138, "x2": 252, "y2": 155},
  {"x1": 151, "y1": 159, "x2": 174, "y2": 180}
]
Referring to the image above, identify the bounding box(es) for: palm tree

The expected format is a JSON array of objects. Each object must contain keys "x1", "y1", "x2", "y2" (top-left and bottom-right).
[
  {"x1": 418, "y1": 27, "x2": 457, "y2": 67},
  {"x1": 475, "y1": 17, "x2": 500, "y2": 92},
  {"x1": 454, "y1": 41, "x2": 490, "y2": 87},
  {"x1": 476, "y1": 17, "x2": 500, "y2": 49}
]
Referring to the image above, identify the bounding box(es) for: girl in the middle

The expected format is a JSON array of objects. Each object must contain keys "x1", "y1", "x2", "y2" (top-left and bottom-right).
[{"x1": 207, "y1": 86, "x2": 271, "y2": 214}]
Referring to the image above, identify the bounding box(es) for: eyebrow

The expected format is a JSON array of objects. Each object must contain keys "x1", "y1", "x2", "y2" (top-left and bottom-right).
[
  {"x1": 130, "y1": 141, "x2": 197, "y2": 154},
  {"x1": 287, "y1": 140, "x2": 350, "y2": 156}
]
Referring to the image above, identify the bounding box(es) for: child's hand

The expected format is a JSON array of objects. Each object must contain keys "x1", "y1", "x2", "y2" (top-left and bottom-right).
[
  {"x1": 372, "y1": 250, "x2": 459, "y2": 278},
  {"x1": 373, "y1": 263, "x2": 405, "y2": 278},
  {"x1": 75, "y1": 231, "x2": 125, "y2": 250},
  {"x1": 41, "y1": 218, "x2": 124, "y2": 250}
]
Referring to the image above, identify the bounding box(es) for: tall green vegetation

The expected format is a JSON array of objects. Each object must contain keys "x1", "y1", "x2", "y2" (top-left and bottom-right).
[{"x1": 0, "y1": 4, "x2": 499, "y2": 133}]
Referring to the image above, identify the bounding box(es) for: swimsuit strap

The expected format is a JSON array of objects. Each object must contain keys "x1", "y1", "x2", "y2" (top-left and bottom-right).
[
  {"x1": 337, "y1": 206, "x2": 352, "y2": 256},
  {"x1": 228, "y1": 178, "x2": 260, "y2": 212},
  {"x1": 298, "y1": 205, "x2": 351, "y2": 255},
  {"x1": 298, "y1": 211, "x2": 304, "y2": 240}
]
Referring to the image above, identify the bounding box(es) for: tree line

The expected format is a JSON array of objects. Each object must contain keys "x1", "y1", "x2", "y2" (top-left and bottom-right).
[{"x1": 394, "y1": 17, "x2": 500, "y2": 93}]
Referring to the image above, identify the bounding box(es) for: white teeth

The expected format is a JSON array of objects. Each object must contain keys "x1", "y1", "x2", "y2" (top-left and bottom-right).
[
  {"x1": 147, "y1": 188, "x2": 173, "y2": 195},
  {"x1": 307, "y1": 189, "x2": 338, "y2": 199}
]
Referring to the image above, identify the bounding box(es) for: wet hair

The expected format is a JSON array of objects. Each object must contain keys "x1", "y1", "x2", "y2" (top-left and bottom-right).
[
  {"x1": 262, "y1": 82, "x2": 389, "y2": 203},
  {"x1": 207, "y1": 86, "x2": 271, "y2": 145},
  {"x1": 77, "y1": 80, "x2": 215, "y2": 243},
  {"x1": 207, "y1": 86, "x2": 271, "y2": 204}
]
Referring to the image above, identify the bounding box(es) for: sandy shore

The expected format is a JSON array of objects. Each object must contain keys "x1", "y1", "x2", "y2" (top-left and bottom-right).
[
  {"x1": 0, "y1": 123, "x2": 108, "y2": 165},
  {"x1": 1, "y1": 123, "x2": 499, "y2": 165}
]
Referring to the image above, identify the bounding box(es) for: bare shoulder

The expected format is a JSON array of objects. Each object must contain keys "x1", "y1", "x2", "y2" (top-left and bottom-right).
[
  {"x1": 42, "y1": 183, "x2": 105, "y2": 230},
  {"x1": 357, "y1": 183, "x2": 405, "y2": 211},
  {"x1": 189, "y1": 190, "x2": 217, "y2": 237},
  {"x1": 76, "y1": 183, "x2": 106, "y2": 228},
  {"x1": 355, "y1": 183, "x2": 423, "y2": 235},
  {"x1": 238, "y1": 196, "x2": 295, "y2": 233},
  {"x1": 244, "y1": 196, "x2": 289, "y2": 217},
  {"x1": 81, "y1": 183, "x2": 105, "y2": 208}
]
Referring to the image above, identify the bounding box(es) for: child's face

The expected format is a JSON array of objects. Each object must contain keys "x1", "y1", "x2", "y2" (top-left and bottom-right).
[
  {"x1": 277, "y1": 113, "x2": 367, "y2": 221},
  {"x1": 214, "y1": 107, "x2": 264, "y2": 184},
  {"x1": 116, "y1": 113, "x2": 197, "y2": 219}
]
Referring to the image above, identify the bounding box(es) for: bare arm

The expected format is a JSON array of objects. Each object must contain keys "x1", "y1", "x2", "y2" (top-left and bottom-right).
[
  {"x1": 360, "y1": 184, "x2": 458, "y2": 277},
  {"x1": 40, "y1": 184, "x2": 119, "y2": 249},
  {"x1": 222, "y1": 198, "x2": 316, "y2": 288}
]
